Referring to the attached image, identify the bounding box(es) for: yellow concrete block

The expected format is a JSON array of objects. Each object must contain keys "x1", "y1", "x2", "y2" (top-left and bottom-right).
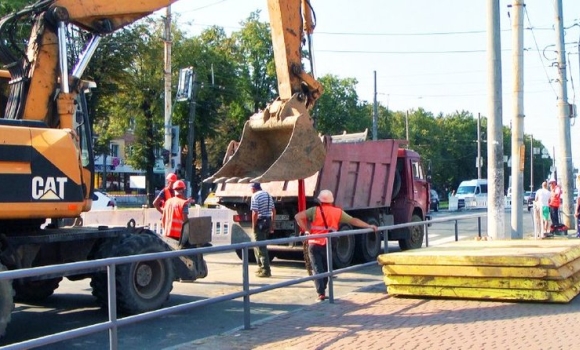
[
  {"x1": 385, "y1": 269, "x2": 580, "y2": 292},
  {"x1": 386, "y1": 282, "x2": 580, "y2": 303},
  {"x1": 378, "y1": 239, "x2": 580, "y2": 268}
]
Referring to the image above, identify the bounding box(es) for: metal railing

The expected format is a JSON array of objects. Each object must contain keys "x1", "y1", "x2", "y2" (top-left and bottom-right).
[{"x1": 0, "y1": 212, "x2": 486, "y2": 350}]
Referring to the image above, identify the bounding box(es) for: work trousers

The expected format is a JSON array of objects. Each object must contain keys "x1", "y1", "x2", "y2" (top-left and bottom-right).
[
  {"x1": 308, "y1": 243, "x2": 328, "y2": 295},
  {"x1": 549, "y1": 206, "x2": 560, "y2": 227},
  {"x1": 253, "y1": 219, "x2": 271, "y2": 272}
]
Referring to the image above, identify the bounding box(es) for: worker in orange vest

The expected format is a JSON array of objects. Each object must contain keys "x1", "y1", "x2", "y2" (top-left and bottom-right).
[
  {"x1": 294, "y1": 189, "x2": 377, "y2": 302},
  {"x1": 161, "y1": 180, "x2": 193, "y2": 240},
  {"x1": 153, "y1": 173, "x2": 178, "y2": 213}
]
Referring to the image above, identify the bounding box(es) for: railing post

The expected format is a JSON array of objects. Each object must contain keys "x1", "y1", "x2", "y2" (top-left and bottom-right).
[
  {"x1": 243, "y1": 246, "x2": 251, "y2": 330},
  {"x1": 107, "y1": 264, "x2": 118, "y2": 350},
  {"x1": 478, "y1": 216, "x2": 482, "y2": 237},
  {"x1": 455, "y1": 220, "x2": 459, "y2": 241},
  {"x1": 425, "y1": 223, "x2": 429, "y2": 247},
  {"x1": 326, "y1": 236, "x2": 334, "y2": 303},
  {"x1": 383, "y1": 229, "x2": 389, "y2": 253}
]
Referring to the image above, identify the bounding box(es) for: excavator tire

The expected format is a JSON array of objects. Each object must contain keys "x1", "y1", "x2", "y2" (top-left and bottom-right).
[
  {"x1": 13, "y1": 277, "x2": 62, "y2": 301},
  {"x1": 398, "y1": 214, "x2": 425, "y2": 250},
  {"x1": 354, "y1": 217, "x2": 381, "y2": 263},
  {"x1": 91, "y1": 233, "x2": 174, "y2": 314},
  {"x1": 0, "y1": 264, "x2": 14, "y2": 338}
]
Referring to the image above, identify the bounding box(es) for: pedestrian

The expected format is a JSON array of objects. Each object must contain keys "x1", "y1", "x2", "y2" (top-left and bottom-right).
[
  {"x1": 534, "y1": 181, "x2": 551, "y2": 237},
  {"x1": 575, "y1": 194, "x2": 580, "y2": 238},
  {"x1": 153, "y1": 173, "x2": 178, "y2": 214},
  {"x1": 548, "y1": 179, "x2": 562, "y2": 231},
  {"x1": 294, "y1": 189, "x2": 378, "y2": 302},
  {"x1": 250, "y1": 183, "x2": 276, "y2": 278},
  {"x1": 161, "y1": 180, "x2": 193, "y2": 240}
]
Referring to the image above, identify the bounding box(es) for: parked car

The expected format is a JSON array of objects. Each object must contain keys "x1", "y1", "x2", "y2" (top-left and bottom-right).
[
  {"x1": 91, "y1": 191, "x2": 116, "y2": 210},
  {"x1": 430, "y1": 189, "x2": 440, "y2": 212},
  {"x1": 526, "y1": 191, "x2": 535, "y2": 212}
]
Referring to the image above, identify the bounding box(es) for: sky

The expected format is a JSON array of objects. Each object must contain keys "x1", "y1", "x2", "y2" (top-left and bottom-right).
[{"x1": 167, "y1": 0, "x2": 580, "y2": 172}]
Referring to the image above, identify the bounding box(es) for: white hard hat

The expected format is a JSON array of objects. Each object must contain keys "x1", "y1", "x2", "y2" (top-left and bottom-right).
[{"x1": 317, "y1": 190, "x2": 334, "y2": 203}]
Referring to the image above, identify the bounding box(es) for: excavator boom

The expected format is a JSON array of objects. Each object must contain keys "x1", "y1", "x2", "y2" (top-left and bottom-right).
[{"x1": 205, "y1": 0, "x2": 326, "y2": 184}]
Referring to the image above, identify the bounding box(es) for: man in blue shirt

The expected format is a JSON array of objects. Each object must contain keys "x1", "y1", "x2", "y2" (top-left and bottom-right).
[{"x1": 250, "y1": 183, "x2": 276, "y2": 277}]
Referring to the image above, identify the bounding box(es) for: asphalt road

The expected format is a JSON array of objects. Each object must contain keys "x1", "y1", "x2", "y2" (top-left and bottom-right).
[{"x1": 1, "y1": 209, "x2": 537, "y2": 349}]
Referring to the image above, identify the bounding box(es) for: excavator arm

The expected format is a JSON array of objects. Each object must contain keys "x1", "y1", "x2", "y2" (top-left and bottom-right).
[{"x1": 205, "y1": 0, "x2": 326, "y2": 184}]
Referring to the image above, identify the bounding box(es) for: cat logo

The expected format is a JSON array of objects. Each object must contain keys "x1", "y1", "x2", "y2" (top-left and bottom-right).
[{"x1": 32, "y1": 176, "x2": 68, "y2": 200}]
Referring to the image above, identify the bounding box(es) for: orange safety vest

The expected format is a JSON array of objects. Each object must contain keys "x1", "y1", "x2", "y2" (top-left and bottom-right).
[
  {"x1": 161, "y1": 196, "x2": 188, "y2": 239},
  {"x1": 549, "y1": 187, "x2": 561, "y2": 208},
  {"x1": 309, "y1": 205, "x2": 342, "y2": 246}
]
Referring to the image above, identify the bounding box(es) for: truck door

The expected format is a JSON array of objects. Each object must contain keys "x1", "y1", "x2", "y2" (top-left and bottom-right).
[{"x1": 411, "y1": 159, "x2": 429, "y2": 215}]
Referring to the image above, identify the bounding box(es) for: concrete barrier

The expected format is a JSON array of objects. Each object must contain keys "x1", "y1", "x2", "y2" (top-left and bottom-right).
[{"x1": 78, "y1": 207, "x2": 235, "y2": 243}]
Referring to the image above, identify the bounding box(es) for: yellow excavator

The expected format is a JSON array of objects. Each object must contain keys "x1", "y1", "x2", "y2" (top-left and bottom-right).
[{"x1": 0, "y1": 0, "x2": 325, "y2": 339}]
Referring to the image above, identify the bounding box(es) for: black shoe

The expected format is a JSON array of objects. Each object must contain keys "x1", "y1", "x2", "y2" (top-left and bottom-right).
[{"x1": 256, "y1": 270, "x2": 271, "y2": 278}]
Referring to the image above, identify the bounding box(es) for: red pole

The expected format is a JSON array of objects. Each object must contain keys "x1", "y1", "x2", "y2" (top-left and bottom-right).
[{"x1": 298, "y1": 179, "x2": 306, "y2": 217}]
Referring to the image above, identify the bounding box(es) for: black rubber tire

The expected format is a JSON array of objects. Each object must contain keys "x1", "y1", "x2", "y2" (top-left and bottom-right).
[
  {"x1": 91, "y1": 234, "x2": 174, "y2": 314},
  {"x1": 234, "y1": 248, "x2": 275, "y2": 263},
  {"x1": 354, "y1": 217, "x2": 381, "y2": 263},
  {"x1": 13, "y1": 277, "x2": 62, "y2": 301},
  {"x1": 332, "y1": 223, "x2": 355, "y2": 269},
  {"x1": 0, "y1": 264, "x2": 14, "y2": 339},
  {"x1": 392, "y1": 170, "x2": 402, "y2": 199},
  {"x1": 235, "y1": 248, "x2": 256, "y2": 263},
  {"x1": 398, "y1": 214, "x2": 425, "y2": 250}
]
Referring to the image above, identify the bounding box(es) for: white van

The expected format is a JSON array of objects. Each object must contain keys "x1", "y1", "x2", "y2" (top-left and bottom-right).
[{"x1": 455, "y1": 179, "x2": 488, "y2": 209}]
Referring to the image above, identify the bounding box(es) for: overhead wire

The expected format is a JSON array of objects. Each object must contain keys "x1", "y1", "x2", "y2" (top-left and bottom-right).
[{"x1": 524, "y1": 6, "x2": 558, "y2": 98}]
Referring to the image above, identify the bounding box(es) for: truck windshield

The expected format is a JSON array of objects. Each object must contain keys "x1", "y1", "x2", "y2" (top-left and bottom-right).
[{"x1": 457, "y1": 186, "x2": 475, "y2": 195}]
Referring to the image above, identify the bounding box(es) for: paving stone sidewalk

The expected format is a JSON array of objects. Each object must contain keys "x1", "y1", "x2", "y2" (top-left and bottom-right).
[{"x1": 168, "y1": 283, "x2": 580, "y2": 350}]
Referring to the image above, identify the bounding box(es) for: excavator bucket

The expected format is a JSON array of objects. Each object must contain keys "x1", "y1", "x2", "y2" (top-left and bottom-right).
[{"x1": 205, "y1": 95, "x2": 326, "y2": 184}]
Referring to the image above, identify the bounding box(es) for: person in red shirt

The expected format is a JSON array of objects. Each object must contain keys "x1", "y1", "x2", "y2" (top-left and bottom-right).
[
  {"x1": 161, "y1": 180, "x2": 192, "y2": 240},
  {"x1": 548, "y1": 178, "x2": 562, "y2": 229},
  {"x1": 153, "y1": 173, "x2": 177, "y2": 214},
  {"x1": 294, "y1": 190, "x2": 377, "y2": 302}
]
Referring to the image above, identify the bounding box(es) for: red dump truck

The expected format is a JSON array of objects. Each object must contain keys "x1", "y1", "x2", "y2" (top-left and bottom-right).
[{"x1": 215, "y1": 133, "x2": 431, "y2": 268}]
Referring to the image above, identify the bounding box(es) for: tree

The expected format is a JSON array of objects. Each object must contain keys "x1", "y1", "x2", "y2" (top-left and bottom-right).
[{"x1": 314, "y1": 74, "x2": 369, "y2": 135}]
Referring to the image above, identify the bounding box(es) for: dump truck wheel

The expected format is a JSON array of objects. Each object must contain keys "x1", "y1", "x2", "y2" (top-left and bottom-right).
[
  {"x1": 13, "y1": 277, "x2": 62, "y2": 301},
  {"x1": 332, "y1": 224, "x2": 355, "y2": 268},
  {"x1": 235, "y1": 249, "x2": 256, "y2": 262},
  {"x1": 398, "y1": 214, "x2": 424, "y2": 250},
  {"x1": 91, "y1": 234, "x2": 174, "y2": 314},
  {"x1": 354, "y1": 217, "x2": 381, "y2": 263},
  {"x1": 235, "y1": 249, "x2": 275, "y2": 263},
  {"x1": 0, "y1": 264, "x2": 14, "y2": 338}
]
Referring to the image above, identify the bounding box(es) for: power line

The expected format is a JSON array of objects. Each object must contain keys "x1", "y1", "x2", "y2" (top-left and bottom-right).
[{"x1": 524, "y1": 6, "x2": 558, "y2": 98}]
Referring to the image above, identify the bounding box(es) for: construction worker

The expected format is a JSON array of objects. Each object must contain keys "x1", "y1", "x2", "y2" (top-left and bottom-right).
[
  {"x1": 250, "y1": 183, "x2": 275, "y2": 278},
  {"x1": 161, "y1": 180, "x2": 192, "y2": 240},
  {"x1": 153, "y1": 173, "x2": 177, "y2": 213},
  {"x1": 295, "y1": 189, "x2": 378, "y2": 302}
]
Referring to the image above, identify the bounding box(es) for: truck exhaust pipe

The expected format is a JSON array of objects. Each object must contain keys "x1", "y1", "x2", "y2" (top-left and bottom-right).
[{"x1": 204, "y1": 94, "x2": 325, "y2": 184}]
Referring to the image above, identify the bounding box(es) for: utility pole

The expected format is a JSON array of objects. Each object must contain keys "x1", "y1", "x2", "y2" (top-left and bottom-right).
[
  {"x1": 186, "y1": 72, "x2": 197, "y2": 200},
  {"x1": 405, "y1": 110, "x2": 409, "y2": 142},
  {"x1": 530, "y1": 135, "x2": 533, "y2": 192},
  {"x1": 554, "y1": 0, "x2": 574, "y2": 230},
  {"x1": 163, "y1": 6, "x2": 172, "y2": 177},
  {"x1": 487, "y1": 0, "x2": 506, "y2": 239},
  {"x1": 477, "y1": 113, "x2": 482, "y2": 180},
  {"x1": 373, "y1": 71, "x2": 378, "y2": 141},
  {"x1": 510, "y1": 0, "x2": 524, "y2": 239}
]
